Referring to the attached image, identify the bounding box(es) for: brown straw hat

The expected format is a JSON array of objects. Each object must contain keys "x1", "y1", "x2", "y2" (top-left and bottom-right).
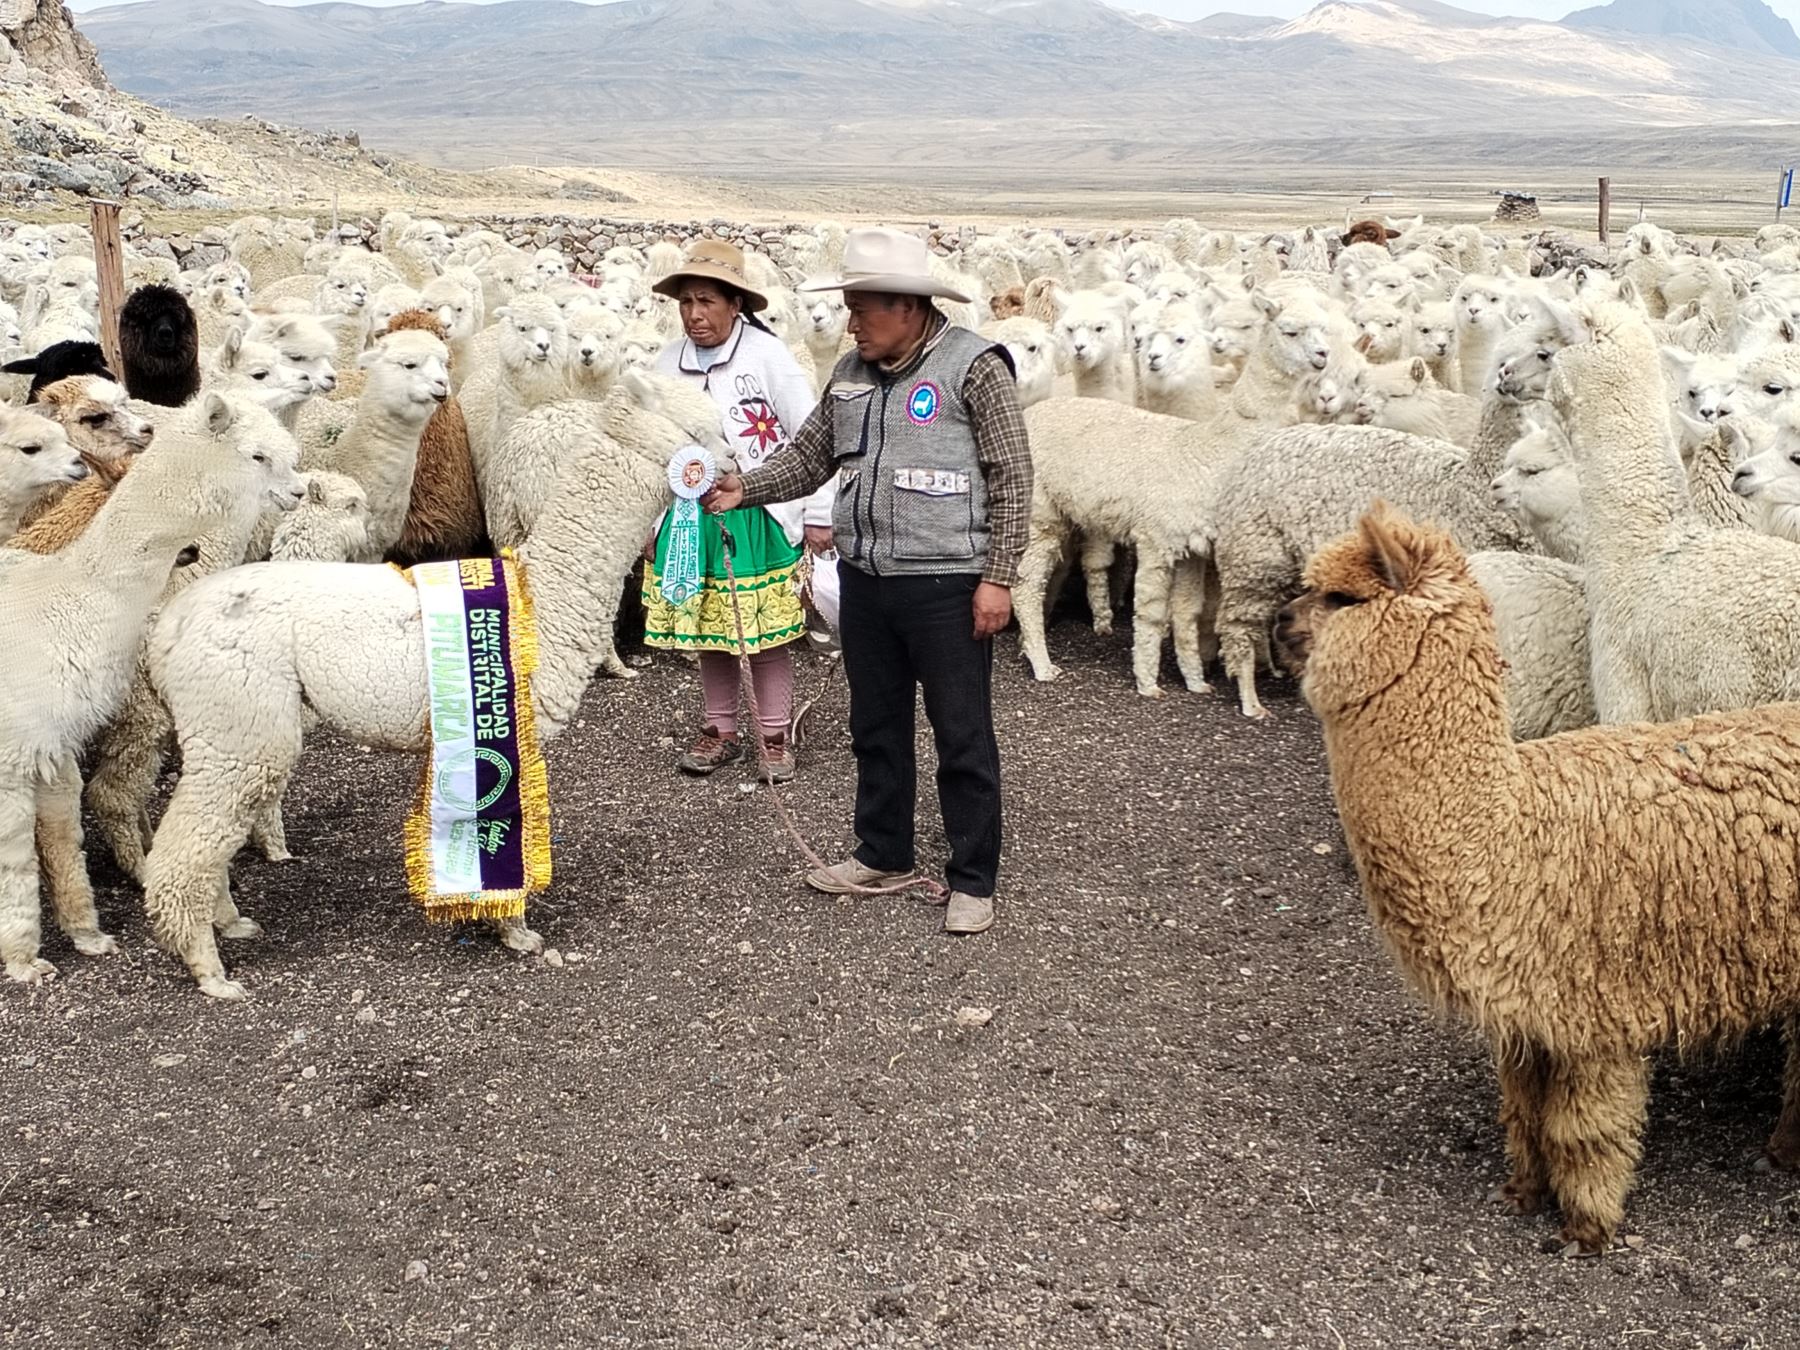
[{"x1": 650, "y1": 240, "x2": 769, "y2": 313}]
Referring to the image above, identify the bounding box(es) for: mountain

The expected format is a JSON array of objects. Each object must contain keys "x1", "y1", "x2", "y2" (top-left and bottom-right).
[
  {"x1": 1563, "y1": 0, "x2": 1800, "y2": 59},
  {"x1": 73, "y1": 0, "x2": 1800, "y2": 174}
]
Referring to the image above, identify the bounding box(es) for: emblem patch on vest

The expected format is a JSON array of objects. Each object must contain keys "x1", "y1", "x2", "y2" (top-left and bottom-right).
[{"x1": 906, "y1": 381, "x2": 941, "y2": 426}]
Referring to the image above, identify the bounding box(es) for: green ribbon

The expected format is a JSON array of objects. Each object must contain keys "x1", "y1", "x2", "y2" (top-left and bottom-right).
[{"x1": 661, "y1": 498, "x2": 703, "y2": 606}]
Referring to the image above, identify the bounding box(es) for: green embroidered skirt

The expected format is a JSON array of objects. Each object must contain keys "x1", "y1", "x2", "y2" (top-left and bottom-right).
[{"x1": 641, "y1": 506, "x2": 806, "y2": 654}]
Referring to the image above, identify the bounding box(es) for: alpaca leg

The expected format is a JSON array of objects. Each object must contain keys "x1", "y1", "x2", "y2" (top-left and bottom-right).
[
  {"x1": 249, "y1": 799, "x2": 294, "y2": 865},
  {"x1": 35, "y1": 759, "x2": 116, "y2": 958},
  {"x1": 1540, "y1": 1052, "x2": 1649, "y2": 1254},
  {"x1": 1013, "y1": 529, "x2": 1066, "y2": 684},
  {"x1": 1493, "y1": 1042, "x2": 1551, "y2": 1216},
  {"x1": 211, "y1": 871, "x2": 263, "y2": 942},
  {"x1": 487, "y1": 913, "x2": 544, "y2": 955},
  {"x1": 0, "y1": 783, "x2": 53, "y2": 984},
  {"x1": 144, "y1": 749, "x2": 289, "y2": 1001},
  {"x1": 1080, "y1": 535, "x2": 1116, "y2": 637},
  {"x1": 85, "y1": 701, "x2": 171, "y2": 886},
  {"x1": 1168, "y1": 557, "x2": 1212, "y2": 695},
  {"x1": 1129, "y1": 549, "x2": 1176, "y2": 699},
  {"x1": 1764, "y1": 1017, "x2": 1800, "y2": 1171},
  {"x1": 1220, "y1": 623, "x2": 1268, "y2": 720}
]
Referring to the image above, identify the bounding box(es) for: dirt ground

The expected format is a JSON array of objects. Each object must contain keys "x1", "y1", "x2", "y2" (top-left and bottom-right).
[{"x1": 7, "y1": 622, "x2": 1800, "y2": 1348}]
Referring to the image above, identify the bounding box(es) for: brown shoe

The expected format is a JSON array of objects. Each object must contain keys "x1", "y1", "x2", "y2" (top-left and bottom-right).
[
  {"x1": 678, "y1": 727, "x2": 741, "y2": 776},
  {"x1": 757, "y1": 734, "x2": 796, "y2": 784}
]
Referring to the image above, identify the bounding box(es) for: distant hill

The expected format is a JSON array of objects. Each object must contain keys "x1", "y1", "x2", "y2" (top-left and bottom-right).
[
  {"x1": 73, "y1": 0, "x2": 1800, "y2": 173},
  {"x1": 1563, "y1": 0, "x2": 1800, "y2": 59}
]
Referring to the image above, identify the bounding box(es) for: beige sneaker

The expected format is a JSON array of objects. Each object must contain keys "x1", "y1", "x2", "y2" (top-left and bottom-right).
[
  {"x1": 945, "y1": 892, "x2": 995, "y2": 935},
  {"x1": 804, "y1": 857, "x2": 914, "y2": 895},
  {"x1": 757, "y1": 734, "x2": 796, "y2": 784}
]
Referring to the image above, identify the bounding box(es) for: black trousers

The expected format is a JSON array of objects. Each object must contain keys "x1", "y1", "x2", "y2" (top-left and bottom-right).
[{"x1": 837, "y1": 565, "x2": 1003, "y2": 897}]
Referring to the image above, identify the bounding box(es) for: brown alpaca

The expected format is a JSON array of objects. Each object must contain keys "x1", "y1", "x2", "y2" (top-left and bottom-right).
[
  {"x1": 13, "y1": 375, "x2": 154, "y2": 535},
  {"x1": 989, "y1": 286, "x2": 1025, "y2": 321},
  {"x1": 1278, "y1": 504, "x2": 1800, "y2": 1255},
  {"x1": 1342, "y1": 219, "x2": 1399, "y2": 249},
  {"x1": 378, "y1": 308, "x2": 486, "y2": 565},
  {"x1": 8, "y1": 472, "x2": 115, "y2": 552}
]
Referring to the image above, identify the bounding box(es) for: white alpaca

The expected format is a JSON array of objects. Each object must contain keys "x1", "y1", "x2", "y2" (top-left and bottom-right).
[
  {"x1": 1350, "y1": 296, "x2": 1412, "y2": 364},
  {"x1": 207, "y1": 329, "x2": 317, "y2": 419},
  {"x1": 1226, "y1": 291, "x2": 1337, "y2": 422},
  {"x1": 420, "y1": 273, "x2": 482, "y2": 382},
  {"x1": 1352, "y1": 357, "x2": 1480, "y2": 446},
  {"x1": 987, "y1": 317, "x2": 1058, "y2": 408},
  {"x1": 1490, "y1": 412, "x2": 1585, "y2": 563},
  {"x1": 1465, "y1": 551, "x2": 1595, "y2": 741},
  {"x1": 140, "y1": 375, "x2": 732, "y2": 999},
  {"x1": 1454, "y1": 274, "x2": 1513, "y2": 394},
  {"x1": 1014, "y1": 398, "x2": 1223, "y2": 696},
  {"x1": 1552, "y1": 302, "x2": 1800, "y2": 724},
  {"x1": 1134, "y1": 303, "x2": 1217, "y2": 422},
  {"x1": 0, "y1": 392, "x2": 303, "y2": 983},
  {"x1": 270, "y1": 471, "x2": 370, "y2": 562},
  {"x1": 1054, "y1": 290, "x2": 1136, "y2": 404},
  {"x1": 0, "y1": 407, "x2": 89, "y2": 537},
  {"x1": 244, "y1": 312, "x2": 339, "y2": 427},
  {"x1": 1410, "y1": 301, "x2": 1461, "y2": 392},
  {"x1": 460, "y1": 295, "x2": 572, "y2": 486},
  {"x1": 302, "y1": 329, "x2": 450, "y2": 560},
  {"x1": 801, "y1": 290, "x2": 849, "y2": 387},
  {"x1": 564, "y1": 301, "x2": 625, "y2": 399}
]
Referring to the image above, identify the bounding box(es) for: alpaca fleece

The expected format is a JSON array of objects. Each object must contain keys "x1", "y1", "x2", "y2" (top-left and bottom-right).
[
  {"x1": 1283, "y1": 506, "x2": 1800, "y2": 1255},
  {"x1": 119, "y1": 284, "x2": 200, "y2": 407},
  {"x1": 4, "y1": 341, "x2": 114, "y2": 401},
  {"x1": 379, "y1": 308, "x2": 486, "y2": 565}
]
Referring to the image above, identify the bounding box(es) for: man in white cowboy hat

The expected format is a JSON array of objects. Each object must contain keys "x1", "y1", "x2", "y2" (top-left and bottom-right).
[{"x1": 704, "y1": 226, "x2": 1033, "y2": 937}]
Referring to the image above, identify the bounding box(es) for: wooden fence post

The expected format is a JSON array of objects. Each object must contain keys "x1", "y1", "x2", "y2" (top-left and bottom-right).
[
  {"x1": 1597, "y1": 177, "x2": 1611, "y2": 245},
  {"x1": 89, "y1": 199, "x2": 125, "y2": 377}
]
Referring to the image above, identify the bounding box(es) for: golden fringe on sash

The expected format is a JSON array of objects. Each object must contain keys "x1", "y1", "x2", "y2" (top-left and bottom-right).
[{"x1": 401, "y1": 549, "x2": 553, "y2": 924}]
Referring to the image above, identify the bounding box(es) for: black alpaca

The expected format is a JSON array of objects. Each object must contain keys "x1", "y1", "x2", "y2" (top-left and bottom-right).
[{"x1": 119, "y1": 284, "x2": 201, "y2": 407}]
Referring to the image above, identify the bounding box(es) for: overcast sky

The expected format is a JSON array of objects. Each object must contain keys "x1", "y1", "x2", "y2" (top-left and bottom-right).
[{"x1": 60, "y1": 0, "x2": 1800, "y2": 34}]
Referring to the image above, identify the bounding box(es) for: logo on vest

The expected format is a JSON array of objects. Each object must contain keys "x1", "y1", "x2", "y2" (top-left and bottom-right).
[{"x1": 906, "y1": 381, "x2": 941, "y2": 426}]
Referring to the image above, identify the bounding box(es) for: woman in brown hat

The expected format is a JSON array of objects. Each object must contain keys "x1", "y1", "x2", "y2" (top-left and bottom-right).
[{"x1": 645, "y1": 240, "x2": 832, "y2": 782}]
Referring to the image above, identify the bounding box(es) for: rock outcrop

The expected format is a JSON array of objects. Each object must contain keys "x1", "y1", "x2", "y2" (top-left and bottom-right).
[{"x1": 2, "y1": 1, "x2": 106, "y2": 92}]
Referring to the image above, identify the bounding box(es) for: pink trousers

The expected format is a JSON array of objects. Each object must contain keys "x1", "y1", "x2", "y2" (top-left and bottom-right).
[{"x1": 697, "y1": 647, "x2": 794, "y2": 740}]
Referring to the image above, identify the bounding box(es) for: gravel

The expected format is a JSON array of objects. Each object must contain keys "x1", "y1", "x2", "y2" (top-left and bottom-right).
[{"x1": 6, "y1": 623, "x2": 1800, "y2": 1346}]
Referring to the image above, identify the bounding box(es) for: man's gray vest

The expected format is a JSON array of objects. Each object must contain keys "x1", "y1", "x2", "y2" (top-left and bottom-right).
[{"x1": 826, "y1": 324, "x2": 1006, "y2": 577}]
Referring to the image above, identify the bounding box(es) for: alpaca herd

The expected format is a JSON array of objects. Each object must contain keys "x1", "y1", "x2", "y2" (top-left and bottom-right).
[{"x1": 10, "y1": 205, "x2": 1800, "y2": 1254}]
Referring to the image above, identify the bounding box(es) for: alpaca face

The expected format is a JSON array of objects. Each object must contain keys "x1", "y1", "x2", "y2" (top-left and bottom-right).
[
  {"x1": 1277, "y1": 511, "x2": 1472, "y2": 716},
  {"x1": 1352, "y1": 359, "x2": 1431, "y2": 428},
  {"x1": 1137, "y1": 305, "x2": 1212, "y2": 393},
  {"x1": 1259, "y1": 296, "x2": 1334, "y2": 375},
  {"x1": 534, "y1": 248, "x2": 571, "y2": 282},
  {"x1": 0, "y1": 408, "x2": 86, "y2": 502},
  {"x1": 1662, "y1": 347, "x2": 1740, "y2": 432},
  {"x1": 1738, "y1": 348, "x2": 1800, "y2": 417},
  {"x1": 805, "y1": 294, "x2": 849, "y2": 346},
  {"x1": 1493, "y1": 424, "x2": 1583, "y2": 558},
  {"x1": 1454, "y1": 278, "x2": 1509, "y2": 336},
  {"x1": 498, "y1": 296, "x2": 570, "y2": 370},
  {"x1": 565, "y1": 302, "x2": 624, "y2": 381},
  {"x1": 322, "y1": 261, "x2": 371, "y2": 314},
  {"x1": 1351, "y1": 298, "x2": 1410, "y2": 364},
  {"x1": 1361, "y1": 265, "x2": 1414, "y2": 307},
  {"x1": 1208, "y1": 297, "x2": 1262, "y2": 363},
  {"x1": 39, "y1": 376, "x2": 154, "y2": 469},
  {"x1": 360, "y1": 331, "x2": 450, "y2": 410},
  {"x1": 619, "y1": 323, "x2": 663, "y2": 373},
  {"x1": 247, "y1": 315, "x2": 339, "y2": 396},
  {"x1": 420, "y1": 277, "x2": 478, "y2": 342},
  {"x1": 203, "y1": 262, "x2": 252, "y2": 302},
  {"x1": 1491, "y1": 325, "x2": 1564, "y2": 403},
  {"x1": 223, "y1": 336, "x2": 315, "y2": 416},
  {"x1": 368, "y1": 284, "x2": 425, "y2": 343},
  {"x1": 1056, "y1": 293, "x2": 1129, "y2": 372},
  {"x1": 1730, "y1": 411, "x2": 1800, "y2": 520}
]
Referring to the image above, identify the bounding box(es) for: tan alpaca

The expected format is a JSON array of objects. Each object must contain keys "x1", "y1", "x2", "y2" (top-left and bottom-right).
[{"x1": 1279, "y1": 505, "x2": 1800, "y2": 1254}]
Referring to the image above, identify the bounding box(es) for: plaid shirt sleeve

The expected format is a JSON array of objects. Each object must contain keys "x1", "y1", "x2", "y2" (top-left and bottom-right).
[
  {"x1": 964, "y1": 350, "x2": 1034, "y2": 588},
  {"x1": 738, "y1": 395, "x2": 836, "y2": 509}
]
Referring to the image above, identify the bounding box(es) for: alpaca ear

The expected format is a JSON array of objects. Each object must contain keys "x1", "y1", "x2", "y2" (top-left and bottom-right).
[
  {"x1": 1353, "y1": 331, "x2": 1373, "y2": 355},
  {"x1": 1251, "y1": 290, "x2": 1280, "y2": 321},
  {"x1": 1639, "y1": 236, "x2": 1655, "y2": 256},
  {"x1": 1409, "y1": 357, "x2": 1429, "y2": 385},
  {"x1": 1616, "y1": 277, "x2": 1641, "y2": 308},
  {"x1": 1358, "y1": 504, "x2": 1420, "y2": 595},
  {"x1": 1660, "y1": 344, "x2": 1697, "y2": 373},
  {"x1": 202, "y1": 391, "x2": 235, "y2": 436},
  {"x1": 1782, "y1": 319, "x2": 1799, "y2": 345},
  {"x1": 305, "y1": 475, "x2": 326, "y2": 506}
]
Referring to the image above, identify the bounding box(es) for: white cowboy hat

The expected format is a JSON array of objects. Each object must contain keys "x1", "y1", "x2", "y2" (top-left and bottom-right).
[{"x1": 798, "y1": 227, "x2": 972, "y2": 304}]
